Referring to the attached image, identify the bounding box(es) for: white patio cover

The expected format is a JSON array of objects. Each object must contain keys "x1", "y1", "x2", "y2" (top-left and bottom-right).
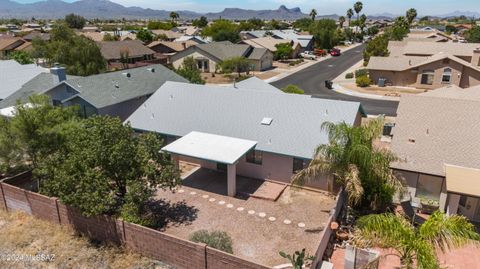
[{"x1": 162, "y1": 131, "x2": 257, "y2": 164}]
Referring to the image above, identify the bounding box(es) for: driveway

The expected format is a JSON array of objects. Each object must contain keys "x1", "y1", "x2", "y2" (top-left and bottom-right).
[{"x1": 271, "y1": 44, "x2": 399, "y2": 116}]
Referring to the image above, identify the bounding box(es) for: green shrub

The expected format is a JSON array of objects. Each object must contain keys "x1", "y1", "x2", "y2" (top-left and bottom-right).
[
  {"x1": 355, "y1": 69, "x2": 368, "y2": 78},
  {"x1": 282, "y1": 84, "x2": 305, "y2": 94},
  {"x1": 356, "y1": 75, "x2": 372, "y2": 87},
  {"x1": 345, "y1": 72, "x2": 354, "y2": 79},
  {"x1": 190, "y1": 230, "x2": 233, "y2": 254}
]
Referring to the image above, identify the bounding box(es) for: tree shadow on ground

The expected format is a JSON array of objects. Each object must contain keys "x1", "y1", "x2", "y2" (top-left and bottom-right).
[{"x1": 144, "y1": 199, "x2": 199, "y2": 231}]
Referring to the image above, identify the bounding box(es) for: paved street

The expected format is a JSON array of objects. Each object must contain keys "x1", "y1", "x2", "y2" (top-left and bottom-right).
[{"x1": 271, "y1": 44, "x2": 399, "y2": 116}]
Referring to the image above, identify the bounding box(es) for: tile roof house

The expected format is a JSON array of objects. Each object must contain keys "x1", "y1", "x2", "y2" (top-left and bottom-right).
[
  {"x1": 240, "y1": 30, "x2": 314, "y2": 52},
  {"x1": 126, "y1": 79, "x2": 364, "y2": 192},
  {"x1": 98, "y1": 40, "x2": 158, "y2": 70},
  {"x1": 240, "y1": 37, "x2": 301, "y2": 58},
  {"x1": 0, "y1": 60, "x2": 48, "y2": 100},
  {"x1": 151, "y1": 30, "x2": 182, "y2": 41},
  {"x1": 170, "y1": 41, "x2": 273, "y2": 72},
  {"x1": 0, "y1": 64, "x2": 187, "y2": 121},
  {"x1": 390, "y1": 89, "x2": 480, "y2": 221},
  {"x1": 368, "y1": 41, "x2": 480, "y2": 90},
  {"x1": 0, "y1": 37, "x2": 26, "y2": 58}
]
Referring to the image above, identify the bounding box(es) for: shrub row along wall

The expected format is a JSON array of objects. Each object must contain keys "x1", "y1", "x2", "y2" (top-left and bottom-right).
[
  {"x1": 311, "y1": 189, "x2": 346, "y2": 269},
  {"x1": 0, "y1": 177, "x2": 271, "y2": 269}
]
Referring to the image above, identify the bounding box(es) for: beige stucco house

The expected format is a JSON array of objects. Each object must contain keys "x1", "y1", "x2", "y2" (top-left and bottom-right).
[
  {"x1": 126, "y1": 78, "x2": 364, "y2": 196},
  {"x1": 170, "y1": 41, "x2": 273, "y2": 72},
  {"x1": 391, "y1": 86, "x2": 480, "y2": 221},
  {"x1": 368, "y1": 41, "x2": 480, "y2": 90}
]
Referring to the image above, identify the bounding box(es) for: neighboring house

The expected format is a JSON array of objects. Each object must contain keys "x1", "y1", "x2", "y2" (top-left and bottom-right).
[
  {"x1": 404, "y1": 28, "x2": 453, "y2": 43},
  {"x1": 240, "y1": 37, "x2": 301, "y2": 58},
  {"x1": 151, "y1": 30, "x2": 182, "y2": 41},
  {"x1": 98, "y1": 40, "x2": 157, "y2": 70},
  {"x1": 148, "y1": 40, "x2": 196, "y2": 55},
  {"x1": 174, "y1": 35, "x2": 209, "y2": 44},
  {"x1": 23, "y1": 32, "x2": 50, "y2": 42},
  {"x1": 170, "y1": 41, "x2": 273, "y2": 72},
  {"x1": 0, "y1": 60, "x2": 48, "y2": 100},
  {"x1": 125, "y1": 79, "x2": 364, "y2": 195},
  {"x1": 0, "y1": 64, "x2": 187, "y2": 121},
  {"x1": 172, "y1": 26, "x2": 200, "y2": 36},
  {"x1": 240, "y1": 29, "x2": 314, "y2": 52},
  {"x1": 390, "y1": 87, "x2": 480, "y2": 222},
  {"x1": 0, "y1": 37, "x2": 26, "y2": 58},
  {"x1": 368, "y1": 41, "x2": 480, "y2": 89}
]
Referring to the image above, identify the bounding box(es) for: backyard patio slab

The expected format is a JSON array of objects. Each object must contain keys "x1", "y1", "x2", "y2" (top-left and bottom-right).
[{"x1": 154, "y1": 167, "x2": 337, "y2": 267}]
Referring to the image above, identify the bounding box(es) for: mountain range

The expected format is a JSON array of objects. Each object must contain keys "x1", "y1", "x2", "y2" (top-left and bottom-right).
[{"x1": 0, "y1": 0, "x2": 479, "y2": 20}]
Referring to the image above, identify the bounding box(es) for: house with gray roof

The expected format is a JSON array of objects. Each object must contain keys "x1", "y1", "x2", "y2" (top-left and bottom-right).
[
  {"x1": 170, "y1": 41, "x2": 273, "y2": 72},
  {"x1": 126, "y1": 81, "x2": 364, "y2": 192},
  {"x1": 0, "y1": 60, "x2": 48, "y2": 100},
  {"x1": 240, "y1": 30, "x2": 313, "y2": 52},
  {"x1": 98, "y1": 40, "x2": 158, "y2": 71},
  {"x1": 391, "y1": 90, "x2": 480, "y2": 221},
  {"x1": 0, "y1": 64, "x2": 187, "y2": 120}
]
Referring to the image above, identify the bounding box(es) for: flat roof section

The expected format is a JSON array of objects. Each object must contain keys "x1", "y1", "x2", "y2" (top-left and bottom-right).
[{"x1": 162, "y1": 131, "x2": 258, "y2": 165}]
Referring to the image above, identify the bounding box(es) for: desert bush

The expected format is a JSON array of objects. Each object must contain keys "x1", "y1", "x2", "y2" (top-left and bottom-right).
[
  {"x1": 345, "y1": 72, "x2": 354, "y2": 79},
  {"x1": 355, "y1": 69, "x2": 368, "y2": 78},
  {"x1": 356, "y1": 75, "x2": 372, "y2": 87},
  {"x1": 189, "y1": 230, "x2": 233, "y2": 254}
]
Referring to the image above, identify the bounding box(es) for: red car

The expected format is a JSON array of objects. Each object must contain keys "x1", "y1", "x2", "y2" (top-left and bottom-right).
[{"x1": 330, "y1": 48, "x2": 341, "y2": 56}]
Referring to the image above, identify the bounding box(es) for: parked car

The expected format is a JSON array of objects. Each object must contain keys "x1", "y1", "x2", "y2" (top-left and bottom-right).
[
  {"x1": 314, "y1": 49, "x2": 327, "y2": 56},
  {"x1": 343, "y1": 41, "x2": 353, "y2": 45},
  {"x1": 300, "y1": 51, "x2": 317, "y2": 60},
  {"x1": 330, "y1": 48, "x2": 341, "y2": 56}
]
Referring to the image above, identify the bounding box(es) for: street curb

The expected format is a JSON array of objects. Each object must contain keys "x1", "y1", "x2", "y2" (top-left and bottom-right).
[{"x1": 332, "y1": 83, "x2": 400, "y2": 101}]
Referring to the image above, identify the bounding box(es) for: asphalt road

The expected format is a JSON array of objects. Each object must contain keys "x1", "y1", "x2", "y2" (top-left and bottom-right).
[{"x1": 271, "y1": 44, "x2": 399, "y2": 116}]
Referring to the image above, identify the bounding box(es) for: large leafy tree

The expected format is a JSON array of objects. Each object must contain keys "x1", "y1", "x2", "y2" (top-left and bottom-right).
[
  {"x1": 274, "y1": 43, "x2": 293, "y2": 60},
  {"x1": 192, "y1": 16, "x2": 208, "y2": 28},
  {"x1": 65, "y1": 13, "x2": 86, "y2": 29},
  {"x1": 363, "y1": 34, "x2": 390, "y2": 64},
  {"x1": 136, "y1": 29, "x2": 153, "y2": 43},
  {"x1": 355, "y1": 212, "x2": 480, "y2": 269},
  {"x1": 338, "y1": 16, "x2": 346, "y2": 28},
  {"x1": 175, "y1": 56, "x2": 205, "y2": 84},
  {"x1": 309, "y1": 19, "x2": 339, "y2": 49},
  {"x1": 294, "y1": 117, "x2": 403, "y2": 211},
  {"x1": 202, "y1": 19, "x2": 240, "y2": 43},
  {"x1": 169, "y1": 12, "x2": 179, "y2": 23},
  {"x1": 8, "y1": 50, "x2": 33, "y2": 65},
  {"x1": 32, "y1": 23, "x2": 105, "y2": 76},
  {"x1": 218, "y1": 56, "x2": 251, "y2": 76},
  {"x1": 293, "y1": 18, "x2": 314, "y2": 32},
  {"x1": 40, "y1": 116, "x2": 180, "y2": 225},
  {"x1": 0, "y1": 95, "x2": 79, "y2": 173},
  {"x1": 466, "y1": 26, "x2": 480, "y2": 43}
]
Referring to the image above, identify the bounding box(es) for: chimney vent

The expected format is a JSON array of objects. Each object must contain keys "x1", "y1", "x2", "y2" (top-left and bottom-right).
[{"x1": 50, "y1": 63, "x2": 66, "y2": 84}]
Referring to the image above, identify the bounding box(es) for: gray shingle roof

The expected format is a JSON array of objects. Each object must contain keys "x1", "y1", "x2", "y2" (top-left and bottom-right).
[
  {"x1": 391, "y1": 94, "x2": 480, "y2": 176},
  {"x1": 98, "y1": 40, "x2": 155, "y2": 60},
  {"x1": 0, "y1": 60, "x2": 48, "y2": 100},
  {"x1": 126, "y1": 81, "x2": 362, "y2": 159},
  {"x1": 0, "y1": 73, "x2": 79, "y2": 108},
  {"x1": 235, "y1": 77, "x2": 282, "y2": 93},
  {"x1": 248, "y1": 48, "x2": 268, "y2": 60},
  {"x1": 196, "y1": 42, "x2": 251, "y2": 61},
  {"x1": 62, "y1": 64, "x2": 188, "y2": 108}
]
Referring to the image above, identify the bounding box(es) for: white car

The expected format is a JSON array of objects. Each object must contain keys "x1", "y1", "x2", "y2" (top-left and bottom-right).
[{"x1": 300, "y1": 51, "x2": 317, "y2": 60}]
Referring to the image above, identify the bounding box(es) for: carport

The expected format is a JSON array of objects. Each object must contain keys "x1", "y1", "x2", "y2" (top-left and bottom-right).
[{"x1": 162, "y1": 131, "x2": 257, "y2": 197}]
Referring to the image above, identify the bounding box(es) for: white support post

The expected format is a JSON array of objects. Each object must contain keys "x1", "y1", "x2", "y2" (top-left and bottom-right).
[
  {"x1": 446, "y1": 193, "x2": 460, "y2": 216},
  {"x1": 227, "y1": 164, "x2": 236, "y2": 197},
  {"x1": 172, "y1": 154, "x2": 180, "y2": 171}
]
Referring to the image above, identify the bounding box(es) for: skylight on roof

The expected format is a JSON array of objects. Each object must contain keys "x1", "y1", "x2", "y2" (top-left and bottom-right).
[{"x1": 261, "y1": 117, "x2": 273, "y2": 125}]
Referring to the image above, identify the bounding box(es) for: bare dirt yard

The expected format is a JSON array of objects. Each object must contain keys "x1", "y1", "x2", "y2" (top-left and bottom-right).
[
  {"x1": 154, "y1": 166, "x2": 337, "y2": 267},
  {"x1": 0, "y1": 210, "x2": 170, "y2": 269}
]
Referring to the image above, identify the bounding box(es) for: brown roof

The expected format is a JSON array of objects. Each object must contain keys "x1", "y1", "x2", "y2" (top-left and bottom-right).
[
  {"x1": 151, "y1": 30, "x2": 182, "y2": 39},
  {"x1": 14, "y1": 41, "x2": 32, "y2": 51},
  {"x1": 79, "y1": 32, "x2": 104, "y2": 42},
  {"x1": 98, "y1": 40, "x2": 155, "y2": 60},
  {"x1": 420, "y1": 85, "x2": 480, "y2": 100},
  {"x1": 0, "y1": 37, "x2": 24, "y2": 51},
  {"x1": 147, "y1": 40, "x2": 196, "y2": 52},
  {"x1": 389, "y1": 40, "x2": 479, "y2": 57},
  {"x1": 391, "y1": 94, "x2": 480, "y2": 176}
]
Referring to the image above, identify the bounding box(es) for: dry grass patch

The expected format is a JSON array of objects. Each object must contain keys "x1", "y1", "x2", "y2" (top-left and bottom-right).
[{"x1": 0, "y1": 210, "x2": 170, "y2": 269}]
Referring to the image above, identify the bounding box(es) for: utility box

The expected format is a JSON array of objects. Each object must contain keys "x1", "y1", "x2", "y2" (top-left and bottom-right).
[{"x1": 378, "y1": 78, "x2": 387, "y2": 87}]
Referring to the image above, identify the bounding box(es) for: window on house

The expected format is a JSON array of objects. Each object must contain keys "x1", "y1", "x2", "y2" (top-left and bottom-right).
[
  {"x1": 442, "y1": 68, "x2": 452, "y2": 83},
  {"x1": 293, "y1": 158, "x2": 307, "y2": 173},
  {"x1": 52, "y1": 99, "x2": 61, "y2": 106},
  {"x1": 420, "y1": 70, "x2": 434, "y2": 85},
  {"x1": 246, "y1": 150, "x2": 263, "y2": 165},
  {"x1": 415, "y1": 174, "x2": 443, "y2": 201}
]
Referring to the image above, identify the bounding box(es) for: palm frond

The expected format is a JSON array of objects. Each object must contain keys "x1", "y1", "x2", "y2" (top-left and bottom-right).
[
  {"x1": 292, "y1": 157, "x2": 331, "y2": 186},
  {"x1": 419, "y1": 211, "x2": 480, "y2": 253},
  {"x1": 343, "y1": 164, "x2": 364, "y2": 206},
  {"x1": 412, "y1": 239, "x2": 439, "y2": 269}
]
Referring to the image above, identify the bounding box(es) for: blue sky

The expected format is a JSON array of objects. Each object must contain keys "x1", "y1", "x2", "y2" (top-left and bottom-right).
[{"x1": 13, "y1": 0, "x2": 480, "y2": 15}]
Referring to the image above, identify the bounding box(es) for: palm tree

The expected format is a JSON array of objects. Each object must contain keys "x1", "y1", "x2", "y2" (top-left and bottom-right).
[
  {"x1": 355, "y1": 211, "x2": 480, "y2": 269},
  {"x1": 339, "y1": 16, "x2": 346, "y2": 28},
  {"x1": 169, "y1": 12, "x2": 179, "y2": 23},
  {"x1": 347, "y1": 8, "x2": 354, "y2": 26},
  {"x1": 354, "y1": 1, "x2": 363, "y2": 21},
  {"x1": 293, "y1": 116, "x2": 404, "y2": 210},
  {"x1": 406, "y1": 8, "x2": 418, "y2": 25},
  {"x1": 359, "y1": 14, "x2": 367, "y2": 32},
  {"x1": 310, "y1": 9, "x2": 317, "y2": 21}
]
